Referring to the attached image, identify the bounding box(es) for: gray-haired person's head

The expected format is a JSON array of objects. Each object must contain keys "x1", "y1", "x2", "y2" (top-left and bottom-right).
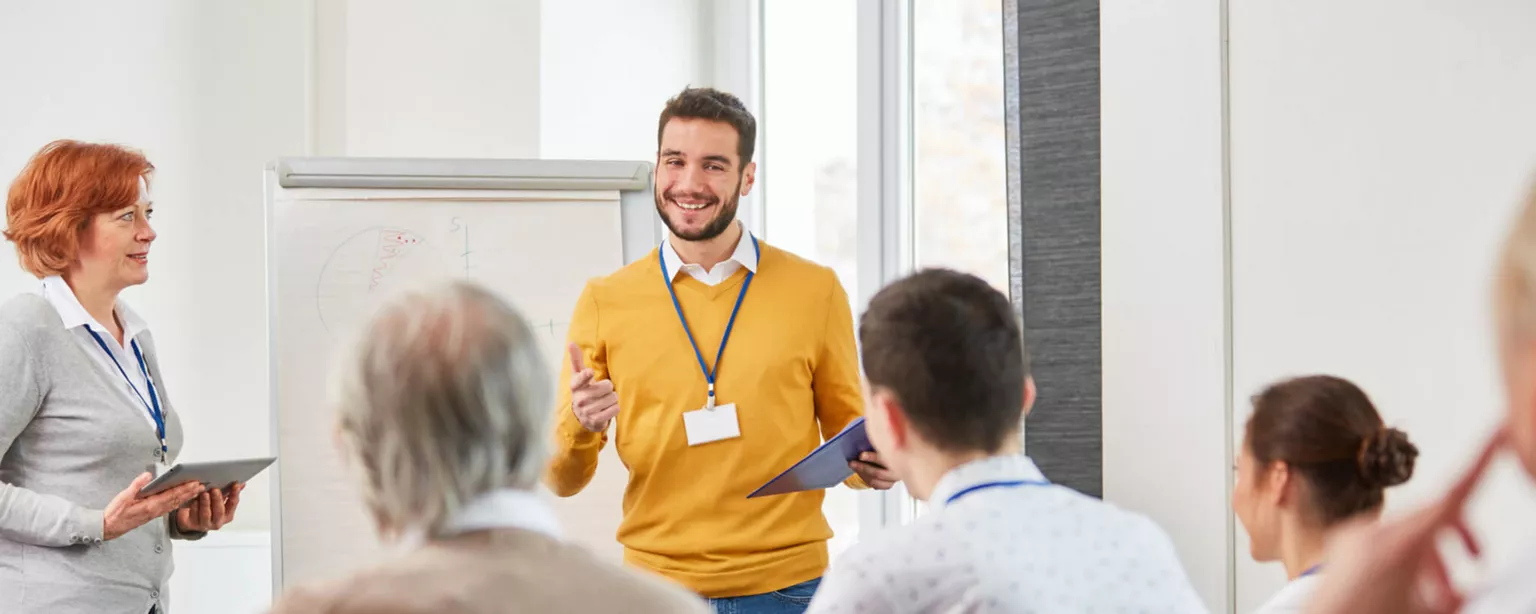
[{"x1": 331, "y1": 280, "x2": 551, "y2": 539}]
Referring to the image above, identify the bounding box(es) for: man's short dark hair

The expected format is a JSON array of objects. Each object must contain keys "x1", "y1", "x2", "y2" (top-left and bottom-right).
[
  {"x1": 859, "y1": 269, "x2": 1031, "y2": 453},
  {"x1": 657, "y1": 87, "x2": 757, "y2": 164}
]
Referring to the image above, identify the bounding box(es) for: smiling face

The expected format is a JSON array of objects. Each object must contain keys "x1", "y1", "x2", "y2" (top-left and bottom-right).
[
  {"x1": 654, "y1": 117, "x2": 755, "y2": 242},
  {"x1": 72, "y1": 177, "x2": 156, "y2": 291}
]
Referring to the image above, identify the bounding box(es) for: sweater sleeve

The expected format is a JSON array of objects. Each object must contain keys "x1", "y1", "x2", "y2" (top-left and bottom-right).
[
  {"x1": 809, "y1": 277, "x2": 871, "y2": 491},
  {"x1": 544, "y1": 280, "x2": 610, "y2": 497},
  {"x1": 0, "y1": 325, "x2": 107, "y2": 547}
]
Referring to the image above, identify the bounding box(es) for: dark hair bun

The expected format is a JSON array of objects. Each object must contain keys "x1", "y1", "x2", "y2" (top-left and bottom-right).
[{"x1": 1357, "y1": 427, "x2": 1418, "y2": 488}]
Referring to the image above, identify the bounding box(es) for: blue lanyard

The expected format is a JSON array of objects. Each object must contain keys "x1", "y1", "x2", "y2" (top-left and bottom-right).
[
  {"x1": 944, "y1": 479, "x2": 1050, "y2": 506},
  {"x1": 658, "y1": 234, "x2": 760, "y2": 409},
  {"x1": 85, "y1": 329, "x2": 167, "y2": 459},
  {"x1": 1298, "y1": 564, "x2": 1322, "y2": 578}
]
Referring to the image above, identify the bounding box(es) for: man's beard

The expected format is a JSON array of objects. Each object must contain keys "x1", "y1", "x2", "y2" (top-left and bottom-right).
[{"x1": 655, "y1": 177, "x2": 742, "y2": 242}]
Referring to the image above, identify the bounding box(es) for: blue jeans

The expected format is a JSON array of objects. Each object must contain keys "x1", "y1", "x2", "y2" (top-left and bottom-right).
[{"x1": 708, "y1": 578, "x2": 822, "y2": 614}]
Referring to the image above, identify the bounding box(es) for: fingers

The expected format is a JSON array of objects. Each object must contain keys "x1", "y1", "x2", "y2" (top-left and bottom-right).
[
  {"x1": 849, "y1": 460, "x2": 899, "y2": 489},
  {"x1": 199, "y1": 491, "x2": 214, "y2": 528},
  {"x1": 141, "y1": 482, "x2": 201, "y2": 520},
  {"x1": 568, "y1": 342, "x2": 586, "y2": 374},
  {"x1": 858, "y1": 452, "x2": 888, "y2": 469},
  {"x1": 1417, "y1": 551, "x2": 1464, "y2": 614},
  {"x1": 176, "y1": 506, "x2": 193, "y2": 532},
  {"x1": 573, "y1": 380, "x2": 619, "y2": 428},
  {"x1": 569, "y1": 367, "x2": 593, "y2": 391},
  {"x1": 588, "y1": 403, "x2": 621, "y2": 429},
  {"x1": 1438, "y1": 426, "x2": 1508, "y2": 517},
  {"x1": 166, "y1": 483, "x2": 205, "y2": 514},
  {"x1": 1454, "y1": 518, "x2": 1481, "y2": 559},
  {"x1": 110, "y1": 472, "x2": 156, "y2": 511},
  {"x1": 223, "y1": 484, "x2": 242, "y2": 523}
]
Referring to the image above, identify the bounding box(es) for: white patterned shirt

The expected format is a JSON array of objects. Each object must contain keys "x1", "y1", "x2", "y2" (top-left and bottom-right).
[{"x1": 806, "y1": 455, "x2": 1208, "y2": 614}]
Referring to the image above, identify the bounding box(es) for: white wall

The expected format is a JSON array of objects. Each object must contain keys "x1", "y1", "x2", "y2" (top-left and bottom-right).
[
  {"x1": 1228, "y1": 1, "x2": 1536, "y2": 610},
  {"x1": 540, "y1": 0, "x2": 702, "y2": 161},
  {"x1": 1100, "y1": 1, "x2": 1230, "y2": 611},
  {"x1": 313, "y1": 0, "x2": 541, "y2": 158},
  {"x1": 1105, "y1": 1, "x2": 1536, "y2": 612}
]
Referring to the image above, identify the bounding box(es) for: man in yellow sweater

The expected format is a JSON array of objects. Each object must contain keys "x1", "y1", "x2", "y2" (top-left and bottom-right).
[{"x1": 545, "y1": 87, "x2": 897, "y2": 613}]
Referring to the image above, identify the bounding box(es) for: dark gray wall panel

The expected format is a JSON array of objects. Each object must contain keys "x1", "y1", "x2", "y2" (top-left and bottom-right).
[{"x1": 1006, "y1": 0, "x2": 1102, "y2": 497}]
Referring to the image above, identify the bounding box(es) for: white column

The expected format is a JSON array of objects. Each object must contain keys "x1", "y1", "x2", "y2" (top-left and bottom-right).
[{"x1": 1101, "y1": 1, "x2": 1230, "y2": 612}]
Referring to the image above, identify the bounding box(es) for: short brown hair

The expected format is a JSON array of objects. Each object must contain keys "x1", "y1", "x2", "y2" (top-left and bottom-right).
[
  {"x1": 860, "y1": 269, "x2": 1030, "y2": 453},
  {"x1": 4, "y1": 140, "x2": 154, "y2": 277},
  {"x1": 657, "y1": 87, "x2": 757, "y2": 164},
  {"x1": 1245, "y1": 375, "x2": 1417, "y2": 526}
]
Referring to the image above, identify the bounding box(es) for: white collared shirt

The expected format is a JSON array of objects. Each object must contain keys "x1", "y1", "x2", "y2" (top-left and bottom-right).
[
  {"x1": 36, "y1": 276, "x2": 160, "y2": 433},
  {"x1": 1251, "y1": 574, "x2": 1319, "y2": 614},
  {"x1": 397, "y1": 488, "x2": 563, "y2": 551},
  {"x1": 660, "y1": 222, "x2": 758, "y2": 286},
  {"x1": 807, "y1": 455, "x2": 1208, "y2": 614}
]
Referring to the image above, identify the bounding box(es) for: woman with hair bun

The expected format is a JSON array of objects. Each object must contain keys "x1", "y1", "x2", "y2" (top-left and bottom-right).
[{"x1": 1231, "y1": 374, "x2": 1419, "y2": 613}]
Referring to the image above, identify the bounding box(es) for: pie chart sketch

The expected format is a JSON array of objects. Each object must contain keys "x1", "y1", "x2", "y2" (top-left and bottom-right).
[{"x1": 315, "y1": 227, "x2": 457, "y2": 337}]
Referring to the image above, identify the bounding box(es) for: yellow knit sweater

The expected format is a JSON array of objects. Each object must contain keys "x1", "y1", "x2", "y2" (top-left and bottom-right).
[{"x1": 544, "y1": 241, "x2": 866, "y2": 598}]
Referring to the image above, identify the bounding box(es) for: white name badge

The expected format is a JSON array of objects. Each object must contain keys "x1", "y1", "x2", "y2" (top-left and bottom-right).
[{"x1": 683, "y1": 403, "x2": 741, "y2": 446}]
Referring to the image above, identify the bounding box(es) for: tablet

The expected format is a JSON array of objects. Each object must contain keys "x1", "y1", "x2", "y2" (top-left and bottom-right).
[
  {"x1": 747, "y1": 417, "x2": 873, "y2": 498},
  {"x1": 138, "y1": 457, "x2": 277, "y2": 499}
]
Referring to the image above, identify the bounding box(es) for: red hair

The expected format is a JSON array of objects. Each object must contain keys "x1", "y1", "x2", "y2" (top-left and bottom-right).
[{"x1": 4, "y1": 140, "x2": 154, "y2": 277}]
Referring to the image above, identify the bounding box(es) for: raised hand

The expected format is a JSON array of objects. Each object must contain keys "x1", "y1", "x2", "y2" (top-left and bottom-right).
[{"x1": 569, "y1": 343, "x2": 619, "y2": 433}]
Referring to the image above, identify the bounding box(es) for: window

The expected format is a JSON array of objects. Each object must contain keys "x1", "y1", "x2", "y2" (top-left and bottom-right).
[
  {"x1": 911, "y1": 0, "x2": 1010, "y2": 291},
  {"x1": 759, "y1": 0, "x2": 1009, "y2": 543},
  {"x1": 761, "y1": 0, "x2": 862, "y2": 557}
]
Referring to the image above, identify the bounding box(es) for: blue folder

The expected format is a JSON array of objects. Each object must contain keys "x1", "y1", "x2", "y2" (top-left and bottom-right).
[{"x1": 748, "y1": 417, "x2": 875, "y2": 498}]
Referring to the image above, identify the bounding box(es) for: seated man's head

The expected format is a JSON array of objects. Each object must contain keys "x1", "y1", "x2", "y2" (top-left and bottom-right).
[
  {"x1": 858, "y1": 269, "x2": 1035, "y2": 500},
  {"x1": 331, "y1": 280, "x2": 551, "y2": 540}
]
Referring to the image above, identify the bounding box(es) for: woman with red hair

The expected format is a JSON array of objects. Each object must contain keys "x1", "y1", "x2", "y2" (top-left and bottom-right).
[{"x1": 0, "y1": 140, "x2": 244, "y2": 614}]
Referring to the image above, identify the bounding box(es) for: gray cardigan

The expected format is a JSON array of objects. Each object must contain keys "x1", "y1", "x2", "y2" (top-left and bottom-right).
[{"x1": 0, "y1": 293, "x2": 193, "y2": 613}]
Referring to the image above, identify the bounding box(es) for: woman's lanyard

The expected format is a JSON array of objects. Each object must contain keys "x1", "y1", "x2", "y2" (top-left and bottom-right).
[
  {"x1": 85, "y1": 329, "x2": 167, "y2": 462},
  {"x1": 658, "y1": 234, "x2": 760, "y2": 409},
  {"x1": 944, "y1": 479, "x2": 1051, "y2": 506},
  {"x1": 1298, "y1": 564, "x2": 1322, "y2": 578}
]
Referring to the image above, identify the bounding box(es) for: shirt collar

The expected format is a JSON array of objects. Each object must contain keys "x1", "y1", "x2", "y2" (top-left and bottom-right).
[
  {"x1": 660, "y1": 221, "x2": 758, "y2": 280},
  {"x1": 445, "y1": 488, "x2": 562, "y2": 539},
  {"x1": 39, "y1": 276, "x2": 150, "y2": 343},
  {"x1": 394, "y1": 488, "x2": 561, "y2": 552},
  {"x1": 928, "y1": 454, "x2": 1049, "y2": 512}
]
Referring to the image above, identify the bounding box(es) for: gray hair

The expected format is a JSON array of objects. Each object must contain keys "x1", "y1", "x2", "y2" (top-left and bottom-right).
[{"x1": 331, "y1": 280, "x2": 551, "y2": 538}]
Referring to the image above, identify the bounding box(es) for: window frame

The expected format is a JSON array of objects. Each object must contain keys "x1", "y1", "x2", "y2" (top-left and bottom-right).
[{"x1": 750, "y1": 0, "x2": 1025, "y2": 536}]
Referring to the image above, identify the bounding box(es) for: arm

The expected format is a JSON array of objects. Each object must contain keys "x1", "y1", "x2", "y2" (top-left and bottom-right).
[
  {"x1": 810, "y1": 278, "x2": 871, "y2": 490},
  {"x1": 544, "y1": 281, "x2": 609, "y2": 497},
  {"x1": 0, "y1": 326, "x2": 106, "y2": 547}
]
